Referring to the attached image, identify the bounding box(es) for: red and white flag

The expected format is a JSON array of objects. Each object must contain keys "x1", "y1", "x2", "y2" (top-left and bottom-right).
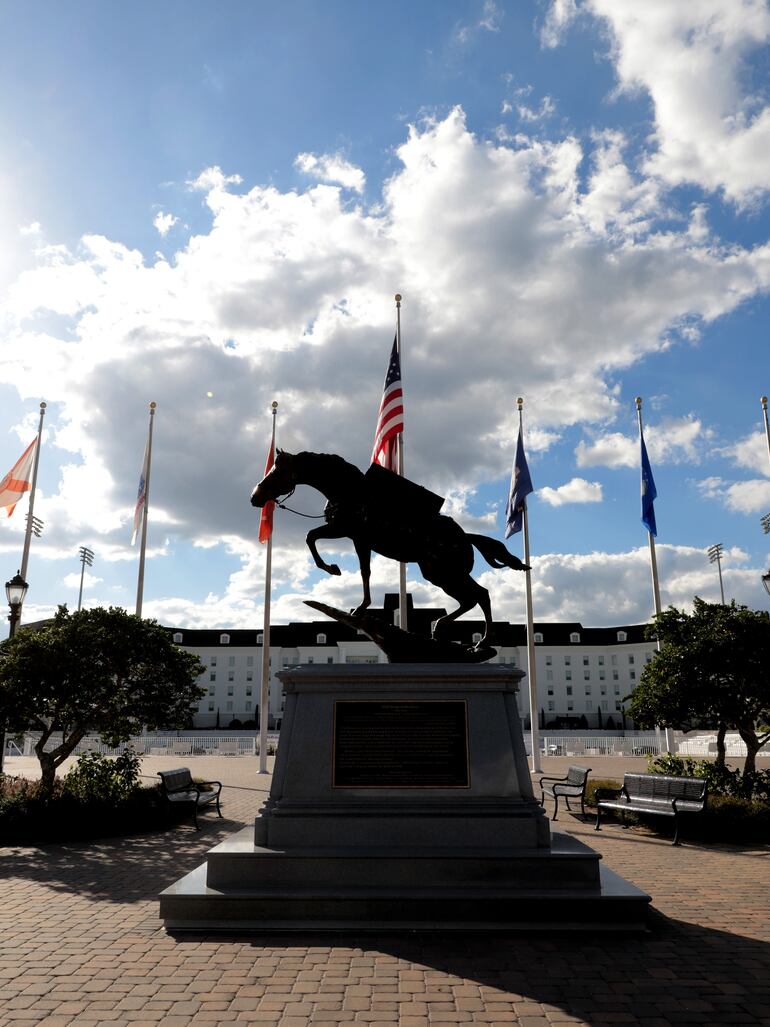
[
  {"x1": 259, "y1": 439, "x2": 275, "y2": 544},
  {"x1": 0, "y1": 438, "x2": 37, "y2": 517},
  {"x1": 371, "y1": 335, "x2": 404, "y2": 471}
]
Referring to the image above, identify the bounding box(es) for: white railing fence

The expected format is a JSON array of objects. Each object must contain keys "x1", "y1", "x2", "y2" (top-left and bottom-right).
[{"x1": 14, "y1": 733, "x2": 281, "y2": 758}]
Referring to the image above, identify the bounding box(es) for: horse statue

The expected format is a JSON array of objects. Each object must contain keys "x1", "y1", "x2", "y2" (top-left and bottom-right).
[{"x1": 250, "y1": 450, "x2": 529, "y2": 646}]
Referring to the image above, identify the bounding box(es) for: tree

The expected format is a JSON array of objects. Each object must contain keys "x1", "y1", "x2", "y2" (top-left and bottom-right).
[
  {"x1": 0, "y1": 607, "x2": 205, "y2": 798},
  {"x1": 628, "y1": 598, "x2": 770, "y2": 778}
]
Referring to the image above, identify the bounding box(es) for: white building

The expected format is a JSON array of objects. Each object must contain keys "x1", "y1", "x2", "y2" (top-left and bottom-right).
[{"x1": 169, "y1": 595, "x2": 655, "y2": 731}]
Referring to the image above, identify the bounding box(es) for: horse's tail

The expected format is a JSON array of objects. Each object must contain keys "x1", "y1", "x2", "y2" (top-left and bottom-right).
[{"x1": 467, "y1": 533, "x2": 530, "y2": 572}]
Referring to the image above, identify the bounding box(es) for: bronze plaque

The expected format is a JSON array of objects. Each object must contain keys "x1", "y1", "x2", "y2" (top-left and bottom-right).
[{"x1": 332, "y1": 700, "x2": 470, "y2": 788}]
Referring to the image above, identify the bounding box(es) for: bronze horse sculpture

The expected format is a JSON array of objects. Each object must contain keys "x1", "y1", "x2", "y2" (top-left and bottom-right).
[{"x1": 250, "y1": 450, "x2": 529, "y2": 645}]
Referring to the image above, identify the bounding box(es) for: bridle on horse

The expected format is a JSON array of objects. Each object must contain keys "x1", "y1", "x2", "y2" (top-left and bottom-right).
[{"x1": 272, "y1": 485, "x2": 325, "y2": 520}]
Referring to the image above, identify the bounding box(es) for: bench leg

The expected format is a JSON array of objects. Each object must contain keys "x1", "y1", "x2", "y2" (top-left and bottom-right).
[
  {"x1": 192, "y1": 803, "x2": 200, "y2": 831},
  {"x1": 215, "y1": 793, "x2": 223, "y2": 818},
  {"x1": 594, "y1": 806, "x2": 602, "y2": 831},
  {"x1": 672, "y1": 815, "x2": 681, "y2": 846},
  {"x1": 580, "y1": 795, "x2": 586, "y2": 819},
  {"x1": 552, "y1": 795, "x2": 559, "y2": 822}
]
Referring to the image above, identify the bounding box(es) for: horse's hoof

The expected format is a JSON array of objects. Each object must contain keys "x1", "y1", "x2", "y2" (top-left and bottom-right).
[{"x1": 326, "y1": 564, "x2": 341, "y2": 576}]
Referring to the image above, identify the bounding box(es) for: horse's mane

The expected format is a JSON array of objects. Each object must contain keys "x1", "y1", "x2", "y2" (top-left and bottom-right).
[{"x1": 291, "y1": 450, "x2": 365, "y2": 482}]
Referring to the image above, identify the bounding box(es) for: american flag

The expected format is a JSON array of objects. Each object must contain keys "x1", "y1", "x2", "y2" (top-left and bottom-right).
[{"x1": 371, "y1": 336, "x2": 404, "y2": 471}]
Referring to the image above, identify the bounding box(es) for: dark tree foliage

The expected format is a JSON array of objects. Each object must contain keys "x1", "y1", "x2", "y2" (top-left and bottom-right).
[
  {"x1": 628, "y1": 598, "x2": 770, "y2": 778},
  {"x1": 0, "y1": 606, "x2": 204, "y2": 798}
]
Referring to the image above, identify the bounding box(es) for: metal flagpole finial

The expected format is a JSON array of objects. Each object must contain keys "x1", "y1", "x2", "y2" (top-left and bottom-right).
[
  {"x1": 762, "y1": 395, "x2": 768, "y2": 409},
  {"x1": 149, "y1": 401, "x2": 157, "y2": 411},
  {"x1": 517, "y1": 397, "x2": 524, "y2": 410},
  {"x1": 395, "y1": 293, "x2": 402, "y2": 305},
  {"x1": 271, "y1": 401, "x2": 278, "y2": 411},
  {"x1": 39, "y1": 401, "x2": 46, "y2": 411},
  {"x1": 635, "y1": 396, "x2": 643, "y2": 410}
]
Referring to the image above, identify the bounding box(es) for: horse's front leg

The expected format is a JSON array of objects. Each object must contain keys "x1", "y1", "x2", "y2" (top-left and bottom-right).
[
  {"x1": 351, "y1": 538, "x2": 372, "y2": 615},
  {"x1": 306, "y1": 525, "x2": 346, "y2": 576}
]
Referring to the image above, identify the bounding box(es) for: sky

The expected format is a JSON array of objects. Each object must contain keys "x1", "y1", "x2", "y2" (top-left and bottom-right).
[{"x1": 1, "y1": 0, "x2": 770, "y2": 636}]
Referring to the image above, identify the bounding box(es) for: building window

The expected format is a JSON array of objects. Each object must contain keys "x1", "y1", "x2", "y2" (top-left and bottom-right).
[
  {"x1": 327, "y1": 656, "x2": 334, "y2": 663},
  {"x1": 645, "y1": 652, "x2": 653, "y2": 663},
  {"x1": 226, "y1": 701, "x2": 233, "y2": 711},
  {"x1": 601, "y1": 687, "x2": 607, "y2": 696},
  {"x1": 547, "y1": 688, "x2": 554, "y2": 696},
  {"x1": 246, "y1": 671, "x2": 253, "y2": 682},
  {"x1": 546, "y1": 669, "x2": 554, "y2": 681},
  {"x1": 534, "y1": 632, "x2": 543, "y2": 644},
  {"x1": 566, "y1": 686, "x2": 573, "y2": 696},
  {"x1": 598, "y1": 655, "x2": 604, "y2": 666},
  {"x1": 245, "y1": 687, "x2": 252, "y2": 696},
  {"x1": 585, "y1": 686, "x2": 592, "y2": 695},
  {"x1": 545, "y1": 655, "x2": 552, "y2": 666},
  {"x1": 245, "y1": 701, "x2": 252, "y2": 712},
  {"x1": 220, "y1": 633, "x2": 230, "y2": 645},
  {"x1": 584, "y1": 671, "x2": 590, "y2": 681},
  {"x1": 247, "y1": 655, "x2": 254, "y2": 666},
  {"x1": 586, "y1": 700, "x2": 593, "y2": 711},
  {"x1": 583, "y1": 656, "x2": 589, "y2": 666},
  {"x1": 564, "y1": 655, "x2": 571, "y2": 666},
  {"x1": 228, "y1": 671, "x2": 235, "y2": 682},
  {"x1": 209, "y1": 672, "x2": 216, "y2": 682},
  {"x1": 208, "y1": 688, "x2": 214, "y2": 696},
  {"x1": 617, "y1": 631, "x2": 627, "y2": 642},
  {"x1": 227, "y1": 686, "x2": 234, "y2": 696},
  {"x1": 308, "y1": 656, "x2": 314, "y2": 664},
  {"x1": 599, "y1": 670, "x2": 605, "y2": 680},
  {"x1": 611, "y1": 655, "x2": 617, "y2": 666},
  {"x1": 547, "y1": 701, "x2": 555, "y2": 712},
  {"x1": 173, "y1": 632, "x2": 183, "y2": 644},
  {"x1": 317, "y1": 633, "x2": 326, "y2": 645},
  {"x1": 566, "y1": 670, "x2": 572, "y2": 681},
  {"x1": 628, "y1": 654, "x2": 635, "y2": 665},
  {"x1": 570, "y1": 632, "x2": 580, "y2": 643},
  {"x1": 615, "y1": 701, "x2": 622, "y2": 711},
  {"x1": 282, "y1": 657, "x2": 291, "y2": 667},
  {"x1": 208, "y1": 703, "x2": 214, "y2": 712},
  {"x1": 567, "y1": 701, "x2": 574, "y2": 711},
  {"x1": 630, "y1": 670, "x2": 636, "y2": 680},
  {"x1": 613, "y1": 670, "x2": 619, "y2": 681},
  {"x1": 601, "y1": 700, "x2": 608, "y2": 711},
  {"x1": 211, "y1": 656, "x2": 217, "y2": 667}
]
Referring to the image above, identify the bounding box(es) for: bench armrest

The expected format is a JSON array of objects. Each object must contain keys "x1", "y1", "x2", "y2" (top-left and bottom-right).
[
  {"x1": 538, "y1": 774, "x2": 569, "y2": 786},
  {"x1": 196, "y1": 780, "x2": 223, "y2": 795}
]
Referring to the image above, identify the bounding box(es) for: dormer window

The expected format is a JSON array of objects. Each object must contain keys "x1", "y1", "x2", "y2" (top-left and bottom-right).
[
  {"x1": 617, "y1": 631, "x2": 627, "y2": 642},
  {"x1": 257, "y1": 633, "x2": 263, "y2": 645},
  {"x1": 220, "y1": 633, "x2": 230, "y2": 645},
  {"x1": 317, "y1": 633, "x2": 326, "y2": 645},
  {"x1": 173, "y1": 632, "x2": 183, "y2": 644},
  {"x1": 570, "y1": 632, "x2": 580, "y2": 643},
  {"x1": 534, "y1": 632, "x2": 543, "y2": 644},
  {"x1": 472, "y1": 632, "x2": 482, "y2": 645}
]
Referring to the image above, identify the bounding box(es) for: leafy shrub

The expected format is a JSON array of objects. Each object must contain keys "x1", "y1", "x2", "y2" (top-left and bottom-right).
[
  {"x1": 63, "y1": 747, "x2": 141, "y2": 803},
  {"x1": 647, "y1": 754, "x2": 770, "y2": 801},
  {"x1": 584, "y1": 778, "x2": 622, "y2": 809}
]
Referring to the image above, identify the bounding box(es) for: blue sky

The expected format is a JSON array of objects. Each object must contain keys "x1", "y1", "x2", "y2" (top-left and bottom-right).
[{"x1": 1, "y1": 0, "x2": 769, "y2": 634}]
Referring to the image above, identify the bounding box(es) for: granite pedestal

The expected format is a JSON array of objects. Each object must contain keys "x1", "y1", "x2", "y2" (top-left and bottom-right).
[{"x1": 160, "y1": 664, "x2": 650, "y2": 930}]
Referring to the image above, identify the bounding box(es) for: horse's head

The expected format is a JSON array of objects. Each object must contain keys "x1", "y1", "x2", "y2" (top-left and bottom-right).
[{"x1": 250, "y1": 449, "x2": 297, "y2": 507}]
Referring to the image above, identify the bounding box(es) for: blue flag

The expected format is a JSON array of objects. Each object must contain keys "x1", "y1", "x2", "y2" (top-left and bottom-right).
[
  {"x1": 640, "y1": 434, "x2": 657, "y2": 537},
  {"x1": 505, "y1": 428, "x2": 533, "y2": 538}
]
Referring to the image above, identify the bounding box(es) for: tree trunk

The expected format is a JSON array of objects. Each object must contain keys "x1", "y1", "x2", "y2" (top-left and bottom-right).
[
  {"x1": 37, "y1": 751, "x2": 58, "y2": 801},
  {"x1": 34, "y1": 727, "x2": 84, "y2": 800},
  {"x1": 714, "y1": 722, "x2": 727, "y2": 768},
  {"x1": 737, "y1": 724, "x2": 761, "y2": 784}
]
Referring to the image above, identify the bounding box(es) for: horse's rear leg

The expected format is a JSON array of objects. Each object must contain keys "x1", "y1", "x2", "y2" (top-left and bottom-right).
[
  {"x1": 351, "y1": 538, "x2": 372, "y2": 616},
  {"x1": 426, "y1": 573, "x2": 493, "y2": 645}
]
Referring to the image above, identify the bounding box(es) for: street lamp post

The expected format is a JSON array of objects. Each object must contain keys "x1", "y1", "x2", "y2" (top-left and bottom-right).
[
  {"x1": 707, "y1": 543, "x2": 725, "y2": 604},
  {"x1": 77, "y1": 547, "x2": 94, "y2": 612},
  {"x1": 1, "y1": 572, "x2": 29, "y2": 774}
]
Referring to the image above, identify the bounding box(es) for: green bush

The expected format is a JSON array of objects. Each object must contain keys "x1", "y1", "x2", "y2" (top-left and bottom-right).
[
  {"x1": 584, "y1": 778, "x2": 622, "y2": 808},
  {"x1": 647, "y1": 754, "x2": 770, "y2": 801},
  {"x1": 63, "y1": 748, "x2": 141, "y2": 803}
]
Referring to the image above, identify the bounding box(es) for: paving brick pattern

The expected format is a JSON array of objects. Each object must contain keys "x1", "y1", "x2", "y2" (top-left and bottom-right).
[{"x1": 1, "y1": 756, "x2": 769, "y2": 1027}]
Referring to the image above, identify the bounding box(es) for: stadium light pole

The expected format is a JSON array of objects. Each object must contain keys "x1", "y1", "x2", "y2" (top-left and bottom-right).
[
  {"x1": 707, "y1": 543, "x2": 725, "y2": 604},
  {"x1": 762, "y1": 511, "x2": 770, "y2": 597},
  {"x1": 77, "y1": 546, "x2": 94, "y2": 612}
]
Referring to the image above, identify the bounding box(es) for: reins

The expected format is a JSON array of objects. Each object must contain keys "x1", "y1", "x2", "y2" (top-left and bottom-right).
[{"x1": 274, "y1": 486, "x2": 325, "y2": 519}]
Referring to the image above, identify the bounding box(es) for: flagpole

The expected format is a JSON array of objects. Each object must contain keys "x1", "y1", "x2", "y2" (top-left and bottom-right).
[
  {"x1": 394, "y1": 293, "x2": 408, "y2": 632},
  {"x1": 19, "y1": 402, "x2": 46, "y2": 590},
  {"x1": 135, "y1": 401, "x2": 156, "y2": 618},
  {"x1": 259, "y1": 400, "x2": 278, "y2": 775},
  {"x1": 518, "y1": 398, "x2": 541, "y2": 773},
  {"x1": 636, "y1": 396, "x2": 673, "y2": 753},
  {"x1": 761, "y1": 396, "x2": 770, "y2": 469}
]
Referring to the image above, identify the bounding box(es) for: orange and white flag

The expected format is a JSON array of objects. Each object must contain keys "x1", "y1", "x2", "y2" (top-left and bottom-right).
[
  {"x1": 0, "y1": 438, "x2": 37, "y2": 517},
  {"x1": 259, "y1": 439, "x2": 275, "y2": 544}
]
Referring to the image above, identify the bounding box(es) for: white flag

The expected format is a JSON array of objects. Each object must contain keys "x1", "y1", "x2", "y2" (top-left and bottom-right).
[
  {"x1": 131, "y1": 438, "x2": 149, "y2": 545},
  {"x1": 0, "y1": 438, "x2": 37, "y2": 517}
]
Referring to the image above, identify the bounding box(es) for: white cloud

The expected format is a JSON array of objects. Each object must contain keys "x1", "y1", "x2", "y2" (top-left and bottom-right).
[
  {"x1": 576, "y1": 416, "x2": 711, "y2": 468},
  {"x1": 294, "y1": 152, "x2": 366, "y2": 193},
  {"x1": 2, "y1": 108, "x2": 770, "y2": 625},
  {"x1": 540, "y1": 0, "x2": 579, "y2": 48},
  {"x1": 697, "y1": 475, "x2": 770, "y2": 514},
  {"x1": 581, "y1": 0, "x2": 770, "y2": 204},
  {"x1": 153, "y1": 211, "x2": 179, "y2": 237},
  {"x1": 720, "y1": 429, "x2": 770, "y2": 477},
  {"x1": 19, "y1": 221, "x2": 42, "y2": 237},
  {"x1": 456, "y1": 0, "x2": 504, "y2": 43},
  {"x1": 539, "y1": 477, "x2": 603, "y2": 506},
  {"x1": 517, "y1": 95, "x2": 556, "y2": 123}
]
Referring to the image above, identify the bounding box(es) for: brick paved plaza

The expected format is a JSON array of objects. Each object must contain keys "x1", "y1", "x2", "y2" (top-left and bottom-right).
[{"x1": 1, "y1": 755, "x2": 769, "y2": 1027}]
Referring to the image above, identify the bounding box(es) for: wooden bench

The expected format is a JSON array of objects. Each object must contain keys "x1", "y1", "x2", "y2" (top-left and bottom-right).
[
  {"x1": 538, "y1": 765, "x2": 592, "y2": 821},
  {"x1": 157, "y1": 768, "x2": 223, "y2": 830},
  {"x1": 594, "y1": 772, "x2": 707, "y2": 846}
]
